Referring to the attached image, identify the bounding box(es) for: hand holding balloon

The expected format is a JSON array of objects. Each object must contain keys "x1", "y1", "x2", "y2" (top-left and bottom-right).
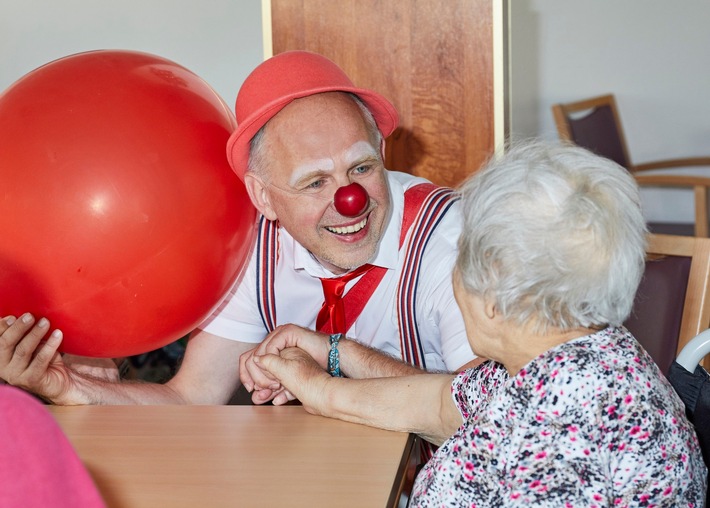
[{"x1": 0, "y1": 50, "x2": 256, "y2": 358}]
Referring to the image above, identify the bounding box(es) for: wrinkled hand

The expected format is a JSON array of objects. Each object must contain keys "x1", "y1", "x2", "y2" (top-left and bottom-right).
[
  {"x1": 0, "y1": 314, "x2": 77, "y2": 403},
  {"x1": 254, "y1": 347, "x2": 331, "y2": 412},
  {"x1": 239, "y1": 324, "x2": 330, "y2": 404}
]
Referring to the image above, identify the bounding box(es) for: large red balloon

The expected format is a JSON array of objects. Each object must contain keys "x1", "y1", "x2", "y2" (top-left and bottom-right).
[{"x1": 0, "y1": 50, "x2": 256, "y2": 357}]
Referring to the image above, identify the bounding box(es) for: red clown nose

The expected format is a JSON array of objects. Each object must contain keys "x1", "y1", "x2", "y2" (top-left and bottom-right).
[{"x1": 333, "y1": 183, "x2": 369, "y2": 217}]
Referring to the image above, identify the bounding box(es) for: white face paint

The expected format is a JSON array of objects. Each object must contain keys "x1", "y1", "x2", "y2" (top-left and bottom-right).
[
  {"x1": 278, "y1": 141, "x2": 383, "y2": 203},
  {"x1": 343, "y1": 141, "x2": 381, "y2": 167},
  {"x1": 288, "y1": 158, "x2": 335, "y2": 188},
  {"x1": 261, "y1": 93, "x2": 391, "y2": 274}
]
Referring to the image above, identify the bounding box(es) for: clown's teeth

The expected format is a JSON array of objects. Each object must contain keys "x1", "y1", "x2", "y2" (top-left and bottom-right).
[{"x1": 327, "y1": 217, "x2": 368, "y2": 235}]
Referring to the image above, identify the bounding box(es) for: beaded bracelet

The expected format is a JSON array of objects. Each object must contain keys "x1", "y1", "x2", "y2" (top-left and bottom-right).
[{"x1": 328, "y1": 333, "x2": 344, "y2": 377}]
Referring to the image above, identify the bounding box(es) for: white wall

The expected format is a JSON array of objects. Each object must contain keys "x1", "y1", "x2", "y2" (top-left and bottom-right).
[
  {"x1": 1, "y1": 0, "x2": 263, "y2": 112},
  {"x1": 510, "y1": 0, "x2": 710, "y2": 224},
  {"x1": 4, "y1": 1, "x2": 707, "y2": 224}
]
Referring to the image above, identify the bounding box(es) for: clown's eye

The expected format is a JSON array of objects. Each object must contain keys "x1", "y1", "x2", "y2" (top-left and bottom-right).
[{"x1": 305, "y1": 179, "x2": 326, "y2": 190}]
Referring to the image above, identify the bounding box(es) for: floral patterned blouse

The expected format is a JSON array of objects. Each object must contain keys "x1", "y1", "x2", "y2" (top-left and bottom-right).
[{"x1": 410, "y1": 327, "x2": 707, "y2": 507}]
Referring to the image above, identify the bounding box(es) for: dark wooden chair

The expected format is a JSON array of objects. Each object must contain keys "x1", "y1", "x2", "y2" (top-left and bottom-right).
[
  {"x1": 552, "y1": 94, "x2": 710, "y2": 237},
  {"x1": 624, "y1": 234, "x2": 710, "y2": 374}
]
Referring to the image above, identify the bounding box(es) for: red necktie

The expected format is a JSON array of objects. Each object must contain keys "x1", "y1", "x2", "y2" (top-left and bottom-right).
[{"x1": 316, "y1": 264, "x2": 374, "y2": 333}]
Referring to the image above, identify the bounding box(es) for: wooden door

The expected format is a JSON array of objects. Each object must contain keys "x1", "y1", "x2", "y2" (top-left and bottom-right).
[{"x1": 264, "y1": 0, "x2": 508, "y2": 187}]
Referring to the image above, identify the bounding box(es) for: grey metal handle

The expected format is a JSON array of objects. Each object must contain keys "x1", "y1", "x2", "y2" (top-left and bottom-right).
[{"x1": 676, "y1": 328, "x2": 710, "y2": 372}]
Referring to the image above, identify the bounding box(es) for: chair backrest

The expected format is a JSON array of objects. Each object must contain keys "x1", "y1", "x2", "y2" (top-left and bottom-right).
[
  {"x1": 551, "y1": 94, "x2": 632, "y2": 169},
  {"x1": 624, "y1": 234, "x2": 710, "y2": 374}
]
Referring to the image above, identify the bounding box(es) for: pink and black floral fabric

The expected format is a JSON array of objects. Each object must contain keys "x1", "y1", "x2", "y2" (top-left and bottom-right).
[{"x1": 410, "y1": 327, "x2": 707, "y2": 507}]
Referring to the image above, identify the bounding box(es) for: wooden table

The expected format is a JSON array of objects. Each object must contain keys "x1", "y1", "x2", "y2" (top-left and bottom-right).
[{"x1": 49, "y1": 405, "x2": 416, "y2": 508}]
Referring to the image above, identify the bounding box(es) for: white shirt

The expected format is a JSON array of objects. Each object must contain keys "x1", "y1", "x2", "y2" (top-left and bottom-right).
[{"x1": 199, "y1": 171, "x2": 474, "y2": 371}]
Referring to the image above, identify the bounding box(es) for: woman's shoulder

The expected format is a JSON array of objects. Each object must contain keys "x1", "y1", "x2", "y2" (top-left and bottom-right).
[
  {"x1": 531, "y1": 327, "x2": 659, "y2": 383},
  {"x1": 511, "y1": 327, "x2": 680, "y2": 415},
  {"x1": 523, "y1": 328, "x2": 691, "y2": 434}
]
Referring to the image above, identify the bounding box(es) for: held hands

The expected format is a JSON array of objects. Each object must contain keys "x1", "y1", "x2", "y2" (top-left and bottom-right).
[
  {"x1": 254, "y1": 347, "x2": 332, "y2": 415},
  {"x1": 239, "y1": 324, "x2": 331, "y2": 405}
]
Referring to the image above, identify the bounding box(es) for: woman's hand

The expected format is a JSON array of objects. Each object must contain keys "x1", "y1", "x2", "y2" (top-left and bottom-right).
[
  {"x1": 0, "y1": 314, "x2": 79, "y2": 403},
  {"x1": 254, "y1": 347, "x2": 332, "y2": 411},
  {"x1": 239, "y1": 324, "x2": 330, "y2": 404}
]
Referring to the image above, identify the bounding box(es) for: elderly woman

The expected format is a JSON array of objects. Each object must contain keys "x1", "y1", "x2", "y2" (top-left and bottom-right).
[{"x1": 254, "y1": 141, "x2": 707, "y2": 506}]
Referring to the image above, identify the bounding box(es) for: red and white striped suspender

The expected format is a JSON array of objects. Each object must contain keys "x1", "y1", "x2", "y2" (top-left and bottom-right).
[
  {"x1": 255, "y1": 215, "x2": 279, "y2": 333},
  {"x1": 255, "y1": 183, "x2": 458, "y2": 369},
  {"x1": 396, "y1": 185, "x2": 458, "y2": 369}
]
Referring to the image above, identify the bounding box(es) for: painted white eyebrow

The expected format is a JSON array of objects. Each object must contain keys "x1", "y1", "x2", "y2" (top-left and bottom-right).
[
  {"x1": 343, "y1": 140, "x2": 379, "y2": 164},
  {"x1": 289, "y1": 140, "x2": 379, "y2": 187},
  {"x1": 289, "y1": 158, "x2": 334, "y2": 187}
]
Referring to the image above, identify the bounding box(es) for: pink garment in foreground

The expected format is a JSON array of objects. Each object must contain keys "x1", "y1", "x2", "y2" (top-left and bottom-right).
[{"x1": 0, "y1": 385, "x2": 105, "y2": 507}]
